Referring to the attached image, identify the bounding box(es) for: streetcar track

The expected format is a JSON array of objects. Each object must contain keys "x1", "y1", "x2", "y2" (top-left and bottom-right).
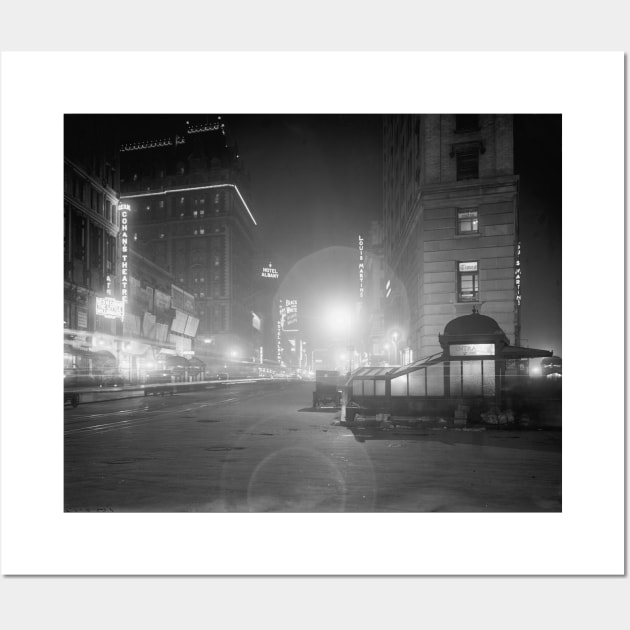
[{"x1": 65, "y1": 396, "x2": 244, "y2": 434}]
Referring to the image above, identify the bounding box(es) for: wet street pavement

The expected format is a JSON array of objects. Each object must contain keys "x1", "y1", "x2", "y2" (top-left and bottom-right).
[{"x1": 64, "y1": 381, "x2": 561, "y2": 512}]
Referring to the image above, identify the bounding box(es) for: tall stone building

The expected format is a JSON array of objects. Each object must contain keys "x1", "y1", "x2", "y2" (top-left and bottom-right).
[
  {"x1": 64, "y1": 116, "x2": 123, "y2": 379},
  {"x1": 382, "y1": 114, "x2": 519, "y2": 363},
  {"x1": 119, "y1": 117, "x2": 259, "y2": 369}
]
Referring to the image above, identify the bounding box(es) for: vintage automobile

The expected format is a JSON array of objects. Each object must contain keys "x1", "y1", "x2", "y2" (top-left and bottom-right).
[{"x1": 312, "y1": 370, "x2": 343, "y2": 408}]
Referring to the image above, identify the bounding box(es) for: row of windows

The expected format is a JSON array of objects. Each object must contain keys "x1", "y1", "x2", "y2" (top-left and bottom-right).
[
  {"x1": 135, "y1": 225, "x2": 224, "y2": 240},
  {"x1": 143, "y1": 192, "x2": 223, "y2": 211}
]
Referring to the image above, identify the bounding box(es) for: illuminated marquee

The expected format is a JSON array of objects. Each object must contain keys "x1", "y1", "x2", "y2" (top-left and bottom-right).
[
  {"x1": 515, "y1": 242, "x2": 522, "y2": 306},
  {"x1": 450, "y1": 343, "x2": 495, "y2": 357},
  {"x1": 358, "y1": 235, "x2": 364, "y2": 299},
  {"x1": 96, "y1": 296, "x2": 124, "y2": 320},
  {"x1": 261, "y1": 262, "x2": 279, "y2": 279},
  {"x1": 281, "y1": 299, "x2": 298, "y2": 332},
  {"x1": 119, "y1": 203, "x2": 130, "y2": 305}
]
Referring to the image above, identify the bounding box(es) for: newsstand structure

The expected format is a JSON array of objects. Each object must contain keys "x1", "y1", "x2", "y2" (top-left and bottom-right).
[{"x1": 344, "y1": 308, "x2": 553, "y2": 423}]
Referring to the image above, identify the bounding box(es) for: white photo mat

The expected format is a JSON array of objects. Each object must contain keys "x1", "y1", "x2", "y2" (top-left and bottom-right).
[{"x1": 0, "y1": 51, "x2": 624, "y2": 575}]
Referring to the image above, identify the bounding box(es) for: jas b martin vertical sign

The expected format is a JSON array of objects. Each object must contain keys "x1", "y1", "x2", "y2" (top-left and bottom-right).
[{"x1": 358, "y1": 234, "x2": 364, "y2": 300}]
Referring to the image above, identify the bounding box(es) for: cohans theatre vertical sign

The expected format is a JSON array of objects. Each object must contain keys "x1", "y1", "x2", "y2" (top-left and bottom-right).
[
  {"x1": 95, "y1": 203, "x2": 128, "y2": 320},
  {"x1": 120, "y1": 203, "x2": 130, "y2": 308}
]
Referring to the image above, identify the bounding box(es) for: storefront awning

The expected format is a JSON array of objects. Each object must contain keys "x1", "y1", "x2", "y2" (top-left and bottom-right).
[
  {"x1": 161, "y1": 355, "x2": 189, "y2": 370},
  {"x1": 500, "y1": 345, "x2": 553, "y2": 360}
]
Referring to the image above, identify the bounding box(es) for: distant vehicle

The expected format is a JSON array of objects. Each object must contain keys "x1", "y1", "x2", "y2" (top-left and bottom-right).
[
  {"x1": 540, "y1": 356, "x2": 562, "y2": 379},
  {"x1": 64, "y1": 372, "x2": 98, "y2": 388},
  {"x1": 145, "y1": 370, "x2": 171, "y2": 384},
  {"x1": 312, "y1": 370, "x2": 343, "y2": 408},
  {"x1": 102, "y1": 374, "x2": 124, "y2": 388},
  {"x1": 217, "y1": 372, "x2": 229, "y2": 380}
]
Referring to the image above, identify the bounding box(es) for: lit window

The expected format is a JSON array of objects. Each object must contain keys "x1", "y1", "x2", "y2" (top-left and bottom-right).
[
  {"x1": 200, "y1": 209, "x2": 205, "y2": 217},
  {"x1": 159, "y1": 233, "x2": 165, "y2": 239},
  {"x1": 180, "y1": 197, "x2": 185, "y2": 204},
  {"x1": 159, "y1": 200, "x2": 164, "y2": 208},
  {"x1": 458, "y1": 261, "x2": 479, "y2": 302},
  {"x1": 457, "y1": 209, "x2": 479, "y2": 234},
  {"x1": 194, "y1": 229, "x2": 198, "y2": 235},
  {"x1": 193, "y1": 210, "x2": 198, "y2": 217},
  {"x1": 199, "y1": 228, "x2": 205, "y2": 235},
  {"x1": 146, "y1": 204, "x2": 151, "y2": 211},
  {"x1": 133, "y1": 233, "x2": 138, "y2": 241}
]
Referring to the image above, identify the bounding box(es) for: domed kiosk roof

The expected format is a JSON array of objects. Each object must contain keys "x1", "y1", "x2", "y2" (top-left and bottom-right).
[
  {"x1": 443, "y1": 310, "x2": 506, "y2": 338},
  {"x1": 438, "y1": 308, "x2": 510, "y2": 349}
]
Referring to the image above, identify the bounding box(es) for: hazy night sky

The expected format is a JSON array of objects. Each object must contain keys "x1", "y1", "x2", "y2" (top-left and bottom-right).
[{"x1": 118, "y1": 114, "x2": 561, "y2": 356}]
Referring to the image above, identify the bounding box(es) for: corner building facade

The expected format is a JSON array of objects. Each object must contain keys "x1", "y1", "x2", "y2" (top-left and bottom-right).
[
  {"x1": 383, "y1": 114, "x2": 519, "y2": 361},
  {"x1": 64, "y1": 116, "x2": 123, "y2": 375}
]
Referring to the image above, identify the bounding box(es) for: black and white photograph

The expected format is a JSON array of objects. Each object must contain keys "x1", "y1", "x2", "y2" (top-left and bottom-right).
[
  {"x1": 63, "y1": 113, "x2": 562, "y2": 514},
  {"x1": 1, "y1": 50, "x2": 624, "y2": 589}
]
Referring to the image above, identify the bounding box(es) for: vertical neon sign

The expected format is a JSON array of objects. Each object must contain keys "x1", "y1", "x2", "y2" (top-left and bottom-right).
[
  {"x1": 119, "y1": 203, "x2": 130, "y2": 309},
  {"x1": 515, "y1": 241, "x2": 522, "y2": 306},
  {"x1": 358, "y1": 234, "x2": 364, "y2": 299}
]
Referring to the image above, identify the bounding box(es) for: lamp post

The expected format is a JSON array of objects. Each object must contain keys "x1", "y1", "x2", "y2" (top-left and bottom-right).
[{"x1": 392, "y1": 332, "x2": 400, "y2": 365}]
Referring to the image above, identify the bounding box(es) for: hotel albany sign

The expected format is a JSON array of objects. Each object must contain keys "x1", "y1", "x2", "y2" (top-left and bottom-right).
[{"x1": 261, "y1": 262, "x2": 279, "y2": 279}]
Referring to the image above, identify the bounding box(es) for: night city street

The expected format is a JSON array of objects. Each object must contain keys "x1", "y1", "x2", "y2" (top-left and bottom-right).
[
  {"x1": 65, "y1": 381, "x2": 561, "y2": 512},
  {"x1": 56, "y1": 111, "x2": 567, "y2": 516}
]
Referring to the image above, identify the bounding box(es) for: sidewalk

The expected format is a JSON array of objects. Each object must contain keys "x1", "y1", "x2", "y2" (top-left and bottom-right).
[{"x1": 64, "y1": 378, "x2": 289, "y2": 405}]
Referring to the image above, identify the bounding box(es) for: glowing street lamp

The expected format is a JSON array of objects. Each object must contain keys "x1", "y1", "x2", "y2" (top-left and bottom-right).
[{"x1": 391, "y1": 332, "x2": 400, "y2": 365}]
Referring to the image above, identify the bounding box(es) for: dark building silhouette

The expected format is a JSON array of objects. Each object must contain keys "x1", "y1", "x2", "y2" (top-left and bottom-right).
[
  {"x1": 64, "y1": 116, "x2": 123, "y2": 380},
  {"x1": 119, "y1": 117, "x2": 259, "y2": 370}
]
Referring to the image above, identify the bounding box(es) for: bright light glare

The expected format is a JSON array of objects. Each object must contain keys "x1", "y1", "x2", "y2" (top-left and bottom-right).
[{"x1": 324, "y1": 305, "x2": 352, "y2": 333}]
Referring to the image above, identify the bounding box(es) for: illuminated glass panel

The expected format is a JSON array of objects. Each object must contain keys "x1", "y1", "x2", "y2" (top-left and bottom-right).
[
  {"x1": 391, "y1": 374, "x2": 408, "y2": 396},
  {"x1": 483, "y1": 360, "x2": 496, "y2": 396},
  {"x1": 462, "y1": 361, "x2": 483, "y2": 396},
  {"x1": 449, "y1": 361, "x2": 462, "y2": 396},
  {"x1": 352, "y1": 380, "x2": 363, "y2": 396},
  {"x1": 426, "y1": 365, "x2": 444, "y2": 396},
  {"x1": 375, "y1": 380, "x2": 386, "y2": 396},
  {"x1": 363, "y1": 380, "x2": 375, "y2": 396},
  {"x1": 408, "y1": 368, "x2": 426, "y2": 396}
]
